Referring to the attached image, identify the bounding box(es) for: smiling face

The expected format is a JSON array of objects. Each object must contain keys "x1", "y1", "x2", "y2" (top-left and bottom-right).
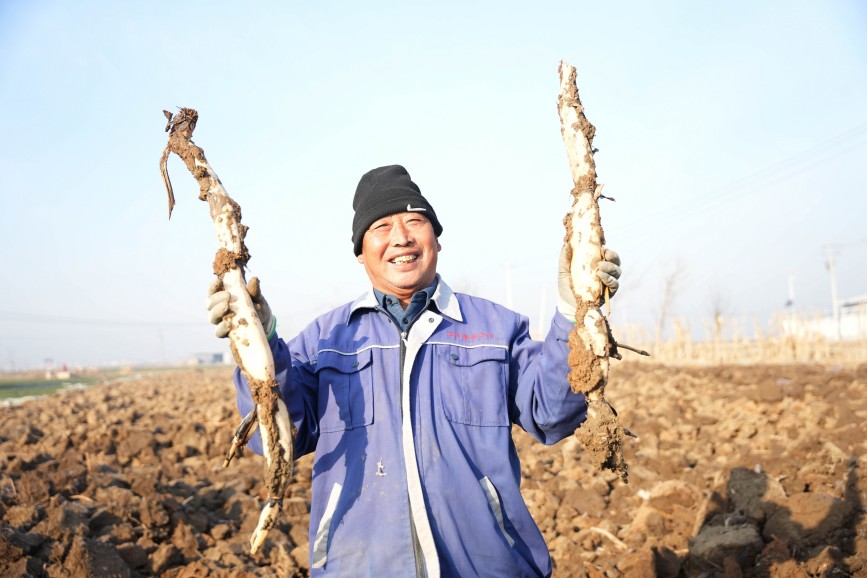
[{"x1": 358, "y1": 212, "x2": 441, "y2": 306}]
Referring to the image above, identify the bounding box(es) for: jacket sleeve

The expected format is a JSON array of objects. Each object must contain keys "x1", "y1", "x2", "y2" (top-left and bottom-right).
[
  {"x1": 508, "y1": 308, "x2": 587, "y2": 445},
  {"x1": 232, "y1": 329, "x2": 321, "y2": 458}
]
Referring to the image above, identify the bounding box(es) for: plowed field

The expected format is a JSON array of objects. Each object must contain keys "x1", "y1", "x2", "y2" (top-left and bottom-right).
[{"x1": 1, "y1": 362, "x2": 865, "y2": 577}]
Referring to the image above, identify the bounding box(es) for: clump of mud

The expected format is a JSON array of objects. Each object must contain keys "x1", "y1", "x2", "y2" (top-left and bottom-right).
[{"x1": 572, "y1": 399, "x2": 628, "y2": 482}]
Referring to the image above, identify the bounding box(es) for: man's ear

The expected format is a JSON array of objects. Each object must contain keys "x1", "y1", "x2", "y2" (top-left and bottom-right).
[
  {"x1": 357, "y1": 254, "x2": 365, "y2": 264},
  {"x1": 437, "y1": 241, "x2": 442, "y2": 252}
]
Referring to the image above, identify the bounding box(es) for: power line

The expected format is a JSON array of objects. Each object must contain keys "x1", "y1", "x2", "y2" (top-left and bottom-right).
[
  {"x1": 621, "y1": 120, "x2": 867, "y2": 231},
  {"x1": 0, "y1": 310, "x2": 201, "y2": 328}
]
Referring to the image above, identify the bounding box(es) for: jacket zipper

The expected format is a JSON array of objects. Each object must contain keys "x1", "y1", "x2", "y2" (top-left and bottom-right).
[{"x1": 400, "y1": 328, "x2": 426, "y2": 578}]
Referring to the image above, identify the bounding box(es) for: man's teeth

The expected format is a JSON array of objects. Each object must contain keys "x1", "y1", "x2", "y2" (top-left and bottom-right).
[{"x1": 391, "y1": 255, "x2": 417, "y2": 264}]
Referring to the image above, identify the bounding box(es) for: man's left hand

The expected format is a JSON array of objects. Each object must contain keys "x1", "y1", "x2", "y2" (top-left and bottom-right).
[{"x1": 557, "y1": 246, "x2": 622, "y2": 321}]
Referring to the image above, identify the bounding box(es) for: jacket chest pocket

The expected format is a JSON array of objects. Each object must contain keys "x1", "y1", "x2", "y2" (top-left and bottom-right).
[
  {"x1": 314, "y1": 349, "x2": 374, "y2": 433},
  {"x1": 437, "y1": 346, "x2": 509, "y2": 426}
]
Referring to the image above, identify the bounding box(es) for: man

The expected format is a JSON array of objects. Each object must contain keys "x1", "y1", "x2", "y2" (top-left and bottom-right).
[{"x1": 207, "y1": 165, "x2": 621, "y2": 577}]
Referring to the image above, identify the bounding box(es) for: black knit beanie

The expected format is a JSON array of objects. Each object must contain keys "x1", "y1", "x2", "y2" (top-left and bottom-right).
[{"x1": 351, "y1": 165, "x2": 443, "y2": 256}]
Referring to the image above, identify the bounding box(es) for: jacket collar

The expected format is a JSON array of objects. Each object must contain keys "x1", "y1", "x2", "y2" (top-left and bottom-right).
[{"x1": 348, "y1": 274, "x2": 464, "y2": 323}]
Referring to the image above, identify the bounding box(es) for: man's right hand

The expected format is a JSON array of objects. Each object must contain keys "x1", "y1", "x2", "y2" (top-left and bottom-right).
[{"x1": 206, "y1": 277, "x2": 275, "y2": 339}]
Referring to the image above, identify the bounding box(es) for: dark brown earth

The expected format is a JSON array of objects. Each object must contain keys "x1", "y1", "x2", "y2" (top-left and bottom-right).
[{"x1": 1, "y1": 362, "x2": 865, "y2": 577}]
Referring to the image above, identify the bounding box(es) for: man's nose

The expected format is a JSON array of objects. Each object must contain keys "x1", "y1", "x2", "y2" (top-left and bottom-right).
[{"x1": 390, "y1": 221, "x2": 412, "y2": 245}]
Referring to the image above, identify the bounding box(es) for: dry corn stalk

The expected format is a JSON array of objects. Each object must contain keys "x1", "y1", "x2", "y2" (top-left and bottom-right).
[
  {"x1": 159, "y1": 108, "x2": 295, "y2": 553},
  {"x1": 557, "y1": 61, "x2": 629, "y2": 483}
]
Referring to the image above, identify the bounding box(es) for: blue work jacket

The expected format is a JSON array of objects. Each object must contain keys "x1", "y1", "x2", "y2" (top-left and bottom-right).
[{"x1": 234, "y1": 276, "x2": 587, "y2": 577}]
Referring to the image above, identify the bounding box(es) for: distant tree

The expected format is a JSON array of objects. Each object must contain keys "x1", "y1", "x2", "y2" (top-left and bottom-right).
[
  {"x1": 654, "y1": 263, "x2": 686, "y2": 348},
  {"x1": 709, "y1": 285, "x2": 732, "y2": 341}
]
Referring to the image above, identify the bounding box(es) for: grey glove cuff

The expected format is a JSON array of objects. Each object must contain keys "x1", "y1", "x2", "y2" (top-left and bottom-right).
[
  {"x1": 262, "y1": 315, "x2": 276, "y2": 340},
  {"x1": 557, "y1": 244, "x2": 577, "y2": 322},
  {"x1": 556, "y1": 295, "x2": 577, "y2": 323}
]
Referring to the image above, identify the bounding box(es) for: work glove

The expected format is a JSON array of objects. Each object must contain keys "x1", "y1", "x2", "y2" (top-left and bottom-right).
[
  {"x1": 206, "y1": 277, "x2": 276, "y2": 339},
  {"x1": 557, "y1": 245, "x2": 621, "y2": 322}
]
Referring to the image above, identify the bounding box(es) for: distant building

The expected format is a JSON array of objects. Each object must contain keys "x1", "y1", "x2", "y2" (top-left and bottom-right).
[
  {"x1": 189, "y1": 352, "x2": 228, "y2": 365},
  {"x1": 782, "y1": 294, "x2": 867, "y2": 341},
  {"x1": 44, "y1": 360, "x2": 72, "y2": 380}
]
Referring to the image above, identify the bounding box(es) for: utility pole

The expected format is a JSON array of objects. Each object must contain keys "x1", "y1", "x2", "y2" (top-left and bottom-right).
[
  {"x1": 786, "y1": 274, "x2": 795, "y2": 309},
  {"x1": 785, "y1": 274, "x2": 796, "y2": 337},
  {"x1": 824, "y1": 245, "x2": 841, "y2": 339}
]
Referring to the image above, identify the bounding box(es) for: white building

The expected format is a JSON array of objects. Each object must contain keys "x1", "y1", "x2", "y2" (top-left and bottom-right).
[{"x1": 782, "y1": 294, "x2": 867, "y2": 341}]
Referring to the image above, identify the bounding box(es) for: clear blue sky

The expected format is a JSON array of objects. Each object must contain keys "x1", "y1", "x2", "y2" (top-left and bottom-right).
[{"x1": 2, "y1": 1, "x2": 865, "y2": 370}]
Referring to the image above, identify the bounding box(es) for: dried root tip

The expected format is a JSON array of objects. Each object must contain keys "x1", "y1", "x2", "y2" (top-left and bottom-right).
[
  {"x1": 222, "y1": 445, "x2": 238, "y2": 469},
  {"x1": 249, "y1": 497, "x2": 283, "y2": 554},
  {"x1": 168, "y1": 107, "x2": 198, "y2": 138},
  {"x1": 224, "y1": 408, "x2": 259, "y2": 468},
  {"x1": 160, "y1": 145, "x2": 175, "y2": 219},
  {"x1": 616, "y1": 342, "x2": 651, "y2": 357}
]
